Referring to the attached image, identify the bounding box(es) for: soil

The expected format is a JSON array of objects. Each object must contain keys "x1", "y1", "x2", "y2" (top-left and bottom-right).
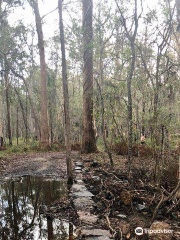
[
  {"x1": 0, "y1": 150, "x2": 180, "y2": 239},
  {"x1": 80, "y1": 152, "x2": 180, "y2": 240},
  {"x1": 0, "y1": 151, "x2": 68, "y2": 180}
]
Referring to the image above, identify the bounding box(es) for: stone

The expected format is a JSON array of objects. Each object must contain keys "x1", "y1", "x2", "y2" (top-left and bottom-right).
[
  {"x1": 86, "y1": 237, "x2": 111, "y2": 240},
  {"x1": 136, "y1": 203, "x2": 146, "y2": 211},
  {"x1": 76, "y1": 179, "x2": 83, "y2": 184},
  {"x1": 71, "y1": 184, "x2": 86, "y2": 192},
  {"x1": 74, "y1": 197, "x2": 95, "y2": 211},
  {"x1": 75, "y1": 167, "x2": 82, "y2": 171},
  {"x1": 92, "y1": 176, "x2": 101, "y2": 184},
  {"x1": 76, "y1": 173, "x2": 83, "y2": 179},
  {"x1": 123, "y1": 179, "x2": 129, "y2": 183},
  {"x1": 149, "y1": 221, "x2": 172, "y2": 240},
  {"x1": 73, "y1": 190, "x2": 94, "y2": 197},
  {"x1": 76, "y1": 162, "x2": 84, "y2": 167},
  {"x1": 81, "y1": 229, "x2": 112, "y2": 238},
  {"x1": 117, "y1": 214, "x2": 127, "y2": 219},
  {"x1": 77, "y1": 211, "x2": 98, "y2": 224}
]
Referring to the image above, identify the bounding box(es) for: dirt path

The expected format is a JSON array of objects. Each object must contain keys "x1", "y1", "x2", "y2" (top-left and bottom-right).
[{"x1": 0, "y1": 151, "x2": 68, "y2": 181}]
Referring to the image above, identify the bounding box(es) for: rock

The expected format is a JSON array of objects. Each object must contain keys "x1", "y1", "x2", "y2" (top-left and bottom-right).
[
  {"x1": 81, "y1": 229, "x2": 112, "y2": 238},
  {"x1": 74, "y1": 197, "x2": 95, "y2": 211},
  {"x1": 73, "y1": 190, "x2": 94, "y2": 197},
  {"x1": 92, "y1": 176, "x2": 101, "y2": 184},
  {"x1": 76, "y1": 179, "x2": 83, "y2": 184},
  {"x1": 86, "y1": 237, "x2": 111, "y2": 240},
  {"x1": 71, "y1": 184, "x2": 86, "y2": 192},
  {"x1": 117, "y1": 214, "x2": 127, "y2": 219},
  {"x1": 149, "y1": 221, "x2": 172, "y2": 240},
  {"x1": 76, "y1": 162, "x2": 84, "y2": 167},
  {"x1": 76, "y1": 173, "x2": 83, "y2": 179},
  {"x1": 75, "y1": 167, "x2": 82, "y2": 171},
  {"x1": 77, "y1": 211, "x2": 98, "y2": 224},
  {"x1": 123, "y1": 179, "x2": 129, "y2": 183},
  {"x1": 136, "y1": 203, "x2": 146, "y2": 211}
]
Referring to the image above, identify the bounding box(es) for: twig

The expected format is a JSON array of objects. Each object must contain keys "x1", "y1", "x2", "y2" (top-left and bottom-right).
[
  {"x1": 105, "y1": 214, "x2": 116, "y2": 234},
  {"x1": 152, "y1": 180, "x2": 180, "y2": 221},
  {"x1": 152, "y1": 191, "x2": 164, "y2": 222},
  {"x1": 105, "y1": 214, "x2": 122, "y2": 239},
  {"x1": 167, "y1": 198, "x2": 180, "y2": 214}
]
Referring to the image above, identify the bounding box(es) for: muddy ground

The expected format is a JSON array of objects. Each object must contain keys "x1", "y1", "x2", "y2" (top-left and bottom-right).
[
  {"x1": 0, "y1": 150, "x2": 180, "y2": 239},
  {"x1": 0, "y1": 151, "x2": 68, "y2": 181}
]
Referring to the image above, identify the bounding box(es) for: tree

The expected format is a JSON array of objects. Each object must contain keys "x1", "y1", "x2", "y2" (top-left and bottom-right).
[
  {"x1": 58, "y1": 0, "x2": 73, "y2": 184},
  {"x1": 4, "y1": 69, "x2": 12, "y2": 145},
  {"x1": 82, "y1": 0, "x2": 97, "y2": 153},
  {"x1": 28, "y1": 0, "x2": 49, "y2": 146},
  {"x1": 175, "y1": 0, "x2": 180, "y2": 197},
  {"x1": 0, "y1": 89, "x2": 3, "y2": 147},
  {"x1": 115, "y1": 0, "x2": 142, "y2": 179}
]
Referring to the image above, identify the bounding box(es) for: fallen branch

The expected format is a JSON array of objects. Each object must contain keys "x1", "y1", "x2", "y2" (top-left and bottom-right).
[
  {"x1": 152, "y1": 191, "x2": 164, "y2": 222},
  {"x1": 167, "y1": 198, "x2": 180, "y2": 214},
  {"x1": 152, "y1": 180, "x2": 180, "y2": 221},
  {"x1": 105, "y1": 214, "x2": 116, "y2": 234},
  {"x1": 105, "y1": 214, "x2": 123, "y2": 239},
  {"x1": 100, "y1": 169, "x2": 125, "y2": 182}
]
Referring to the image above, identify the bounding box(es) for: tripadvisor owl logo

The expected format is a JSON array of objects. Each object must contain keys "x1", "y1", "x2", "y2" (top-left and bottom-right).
[{"x1": 135, "y1": 227, "x2": 143, "y2": 235}]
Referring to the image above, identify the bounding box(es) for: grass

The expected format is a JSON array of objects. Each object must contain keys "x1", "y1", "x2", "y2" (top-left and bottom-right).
[{"x1": 0, "y1": 138, "x2": 64, "y2": 159}]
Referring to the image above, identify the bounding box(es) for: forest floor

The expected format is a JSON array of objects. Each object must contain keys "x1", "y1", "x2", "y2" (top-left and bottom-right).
[
  {"x1": 80, "y1": 152, "x2": 180, "y2": 240},
  {"x1": 0, "y1": 150, "x2": 180, "y2": 239},
  {"x1": 0, "y1": 151, "x2": 67, "y2": 180}
]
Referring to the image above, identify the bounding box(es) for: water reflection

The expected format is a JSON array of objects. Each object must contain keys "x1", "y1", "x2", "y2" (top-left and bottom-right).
[{"x1": 0, "y1": 176, "x2": 73, "y2": 240}]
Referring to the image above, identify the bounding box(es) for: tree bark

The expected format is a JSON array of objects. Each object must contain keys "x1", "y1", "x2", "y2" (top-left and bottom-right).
[
  {"x1": 5, "y1": 70, "x2": 12, "y2": 145},
  {"x1": 58, "y1": 0, "x2": 73, "y2": 184},
  {"x1": 96, "y1": 79, "x2": 113, "y2": 166},
  {"x1": 14, "y1": 87, "x2": 29, "y2": 138},
  {"x1": 30, "y1": 0, "x2": 49, "y2": 145},
  {"x1": 176, "y1": 0, "x2": 180, "y2": 197},
  {"x1": 82, "y1": 0, "x2": 97, "y2": 153},
  {"x1": 9, "y1": 67, "x2": 40, "y2": 139},
  {"x1": 0, "y1": 93, "x2": 3, "y2": 147}
]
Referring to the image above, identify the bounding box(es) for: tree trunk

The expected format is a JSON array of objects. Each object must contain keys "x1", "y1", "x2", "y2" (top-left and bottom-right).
[
  {"x1": 96, "y1": 79, "x2": 113, "y2": 166},
  {"x1": 176, "y1": 0, "x2": 180, "y2": 197},
  {"x1": 16, "y1": 107, "x2": 18, "y2": 145},
  {"x1": 81, "y1": 0, "x2": 97, "y2": 153},
  {"x1": 5, "y1": 70, "x2": 12, "y2": 145},
  {"x1": 126, "y1": 41, "x2": 136, "y2": 180},
  {"x1": 10, "y1": 68, "x2": 40, "y2": 139},
  {"x1": 30, "y1": 0, "x2": 49, "y2": 145},
  {"x1": 14, "y1": 87, "x2": 29, "y2": 139},
  {"x1": 0, "y1": 93, "x2": 3, "y2": 147},
  {"x1": 58, "y1": 0, "x2": 73, "y2": 184}
]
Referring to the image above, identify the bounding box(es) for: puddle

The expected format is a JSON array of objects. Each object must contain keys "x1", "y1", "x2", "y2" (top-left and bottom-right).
[{"x1": 0, "y1": 175, "x2": 74, "y2": 240}]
